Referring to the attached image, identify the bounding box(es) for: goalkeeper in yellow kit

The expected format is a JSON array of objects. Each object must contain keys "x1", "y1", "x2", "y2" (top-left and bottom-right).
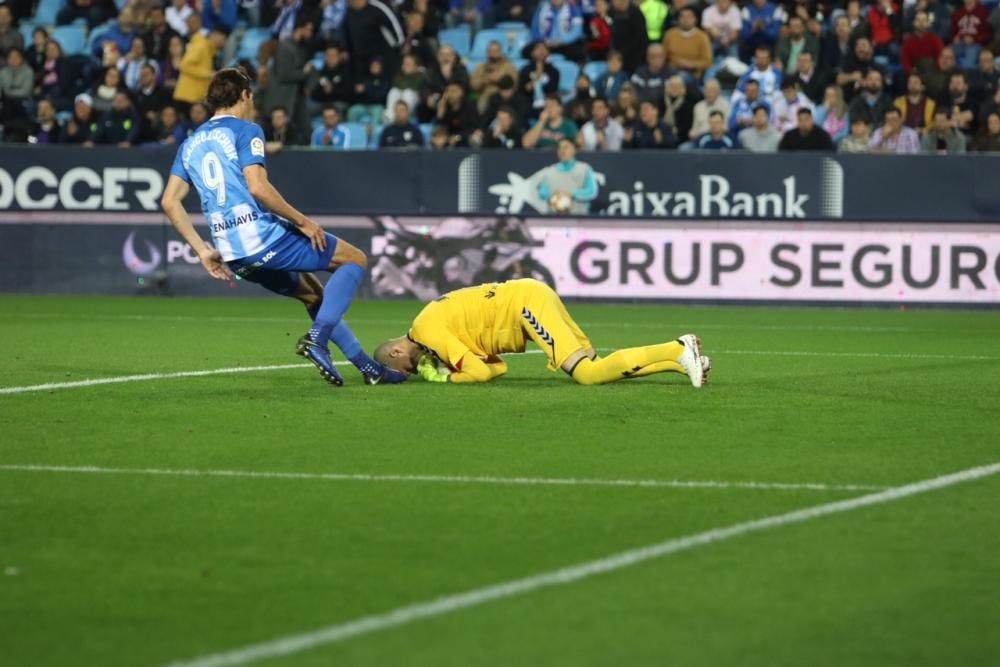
[{"x1": 373, "y1": 279, "x2": 711, "y2": 386}]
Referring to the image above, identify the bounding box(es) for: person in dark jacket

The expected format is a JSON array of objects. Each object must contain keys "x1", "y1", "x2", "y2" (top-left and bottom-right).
[
  {"x1": 344, "y1": 0, "x2": 405, "y2": 79},
  {"x1": 310, "y1": 44, "x2": 354, "y2": 112},
  {"x1": 626, "y1": 99, "x2": 677, "y2": 148},
  {"x1": 608, "y1": 0, "x2": 647, "y2": 73},
  {"x1": 62, "y1": 93, "x2": 99, "y2": 144},
  {"x1": 379, "y1": 100, "x2": 425, "y2": 148},
  {"x1": 94, "y1": 90, "x2": 140, "y2": 146},
  {"x1": 268, "y1": 15, "x2": 315, "y2": 144},
  {"x1": 778, "y1": 107, "x2": 834, "y2": 150},
  {"x1": 518, "y1": 40, "x2": 560, "y2": 119}
]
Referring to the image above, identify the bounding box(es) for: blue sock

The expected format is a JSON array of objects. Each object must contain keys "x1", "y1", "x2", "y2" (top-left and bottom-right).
[
  {"x1": 307, "y1": 263, "x2": 365, "y2": 346},
  {"x1": 306, "y1": 299, "x2": 386, "y2": 376}
]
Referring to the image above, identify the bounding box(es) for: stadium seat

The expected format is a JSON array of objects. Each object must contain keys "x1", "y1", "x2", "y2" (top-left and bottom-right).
[
  {"x1": 237, "y1": 27, "x2": 272, "y2": 62},
  {"x1": 86, "y1": 22, "x2": 116, "y2": 54},
  {"x1": 438, "y1": 27, "x2": 471, "y2": 58},
  {"x1": 34, "y1": 0, "x2": 61, "y2": 25},
  {"x1": 51, "y1": 25, "x2": 87, "y2": 56},
  {"x1": 471, "y1": 27, "x2": 529, "y2": 60},
  {"x1": 341, "y1": 122, "x2": 370, "y2": 149},
  {"x1": 19, "y1": 22, "x2": 39, "y2": 45},
  {"x1": 370, "y1": 124, "x2": 385, "y2": 148},
  {"x1": 311, "y1": 52, "x2": 324, "y2": 70},
  {"x1": 496, "y1": 21, "x2": 529, "y2": 29},
  {"x1": 419, "y1": 123, "x2": 432, "y2": 144},
  {"x1": 583, "y1": 61, "x2": 608, "y2": 82},
  {"x1": 552, "y1": 60, "x2": 580, "y2": 95}
]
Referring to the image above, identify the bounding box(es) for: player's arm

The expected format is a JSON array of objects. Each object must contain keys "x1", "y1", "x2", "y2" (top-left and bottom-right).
[
  {"x1": 446, "y1": 353, "x2": 495, "y2": 383},
  {"x1": 160, "y1": 175, "x2": 233, "y2": 280},
  {"x1": 243, "y1": 164, "x2": 326, "y2": 252}
]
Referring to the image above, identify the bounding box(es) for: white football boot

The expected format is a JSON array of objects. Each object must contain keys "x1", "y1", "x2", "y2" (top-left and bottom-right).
[{"x1": 677, "y1": 334, "x2": 706, "y2": 388}]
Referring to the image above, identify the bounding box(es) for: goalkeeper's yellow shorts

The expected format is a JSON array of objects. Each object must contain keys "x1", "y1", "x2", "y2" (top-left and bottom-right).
[{"x1": 516, "y1": 281, "x2": 593, "y2": 372}]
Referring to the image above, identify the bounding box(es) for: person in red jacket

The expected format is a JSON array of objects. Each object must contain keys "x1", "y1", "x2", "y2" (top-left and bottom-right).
[
  {"x1": 950, "y1": 0, "x2": 993, "y2": 67},
  {"x1": 902, "y1": 9, "x2": 945, "y2": 75},
  {"x1": 868, "y1": 0, "x2": 902, "y2": 59}
]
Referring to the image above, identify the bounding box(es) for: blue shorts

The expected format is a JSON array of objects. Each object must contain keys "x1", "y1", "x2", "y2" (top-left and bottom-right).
[{"x1": 227, "y1": 230, "x2": 339, "y2": 296}]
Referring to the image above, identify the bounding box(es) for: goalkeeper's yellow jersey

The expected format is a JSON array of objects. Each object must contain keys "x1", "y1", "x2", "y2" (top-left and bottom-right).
[{"x1": 408, "y1": 280, "x2": 531, "y2": 374}]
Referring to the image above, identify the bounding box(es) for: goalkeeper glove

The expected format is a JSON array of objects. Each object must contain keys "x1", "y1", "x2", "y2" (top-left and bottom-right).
[{"x1": 416, "y1": 355, "x2": 449, "y2": 383}]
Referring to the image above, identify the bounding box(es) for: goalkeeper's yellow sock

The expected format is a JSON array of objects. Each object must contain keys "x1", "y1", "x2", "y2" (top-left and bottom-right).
[
  {"x1": 623, "y1": 360, "x2": 686, "y2": 377},
  {"x1": 570, "y1": 341, "x2": 684, "y2": 385}
]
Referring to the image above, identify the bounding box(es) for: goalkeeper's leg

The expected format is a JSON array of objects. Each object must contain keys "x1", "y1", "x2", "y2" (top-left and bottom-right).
[{"x1": 566, "y1": 342, "x2": 685, "y2": 385}]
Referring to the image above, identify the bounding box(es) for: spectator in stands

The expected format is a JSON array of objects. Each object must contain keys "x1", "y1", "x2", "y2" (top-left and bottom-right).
[
  {"x1": 968, "y1": 48, "x2": 998, "y2": 99},
  {"x1": 631, "y1": 43, "x2": 674, "y2": 106},
  {"x1": 662, "y1": 6, "x2": 711, "y2": 81},
  {"x1": 578, "y1": 95, "x2": 624, "y2": 150},
  {"x1": 688, "y1": 78, "x2": 727, "y2": 139},
  {"x1": 902, "y1": 10, "x2": 944, "y2": 77},
  {"x1": 311, "y1": 45, "x2": 354, "y2": 114},
  {"x1": 24, "y1": 28, "x2": 47, "y2": 75},
  {"x1": 386, "y1": 52, "x2": 424, "y2": 120},
  {"x1": 950, "y1": 0, "x2": 992, "y2": 69},
  {"x1": 36, "y1": 40, "x2": 71, "y2": 110},
  {"x1": 594, "y1": 50, "x2": 627, "y2": 100},
  {"x1": 118, "y1": 36, "x2": 154, "y2": 92},
  {"x1": 775, "y1": 15, "x2": 819, "y2": 71},
  {"x1": 531, "y1": 0, "x2": 585, "y2": 62},
  {"x1": 837, "y1": 37, "x2": 884, "y2": 103},
  {"x1": 843, "y1": 0, "x2": 870, "y2": 40},
  {"x1": 778, "y1": 107, "x2": 832, "y2": 150},
  {"x1": 838, "y1": 113, "x2": 872, "y2": 152},
  {"x1": 428, "y1": 123, "x2": 450, "y2": 149},
  {"x1": 611, "y1": 81, "x2": 639, "y2": 126},
  {"x1": 736, "y1": 46, "x2": 781, "y2": 99},
  {"x1": 788, "y1": 51, "x2": 825, "y2": 104},
  {"x1": 639, "y1": 0, "x2": 667, "y2": 42},
  {"x1": 436, "y1": 81, "x2": 478, "y2": 145},
  {"x1": 63, "y1": 93, "x2": 97, "y2": 144},
  {"x1": 167, "y1": 0, "x2": 194, "y2": 37},
  {"x1": 728, "y1": 78, "x2": 769, "y2": 137},
  {"x1": 815, "y1": 84, "x2": 849, "y2": 143},
  {"x1": 265, "y1": 105, "x2": 294, "y2": 152},
  {"x1": 609, "y1": 0, "x2": 648, "y2": 74},
  {"x1": 943, "y1": 71, "x2": 980, "y2": 138},
  {"x1": 494, "y1": 0, "x2": 532, "y2": 26},
  {"x1": 203, "y1": 0, "x2": 239, "y2": 34},
  {"x1": 145, "y1": 5, "x2": 180, "y2": 63},
  {"x1": 739, "y1": 0, "x2": 784, "y2": 63},
  {"x1": 28, "y1": 98, "x2": 62, "y2": 144},
  {"x1": 153, "y1": 104, "x2": 187, "y2": 145},
  {"x1": 174, "y1": 27, "x2": 228, "y2": 113},
  {"x1": 162, "y1": 35, "x2": 185, "y2": 90},
  {"x1": 772, "y1": 78, "x2": 814, "y2": 134},
  {"x1": 585, "y1": 0, "x2": 612, "y2": 61},
  {"x1": 523, "y1": 92, "x2": 578, "y2": 147},
  {"x1": 400, "y1": 11, "x2": 436, "y2": 69},
  {"x1": 519, "y1": 41, "x2": 559, "y2": 119},
  {"x1": 135, "y1": 63, "x2": 169, "y2": 135},
  {"x1": 695, "y1": 109, "x2": 737, "y2": 149},
  {"x1": 978, "y1": 81, "x2": 1000, "y2": 120},
  {"x1": 349, "y1": 55, "x2": 390, "y2": 127},
  {"x1": 189, "y1": 101, "x2": 209, "y2": 130},
  {"x1": 320, "y1": 0, "x2": 349, "y2": 45},
  {"x1": 867, "y1": 0, "x2": 901, "y2": 60},
  {"x1": 56, "y1": 0, "x2": 116, "y2": 29},
  {"x1": 0, "y1": 6, "x2": 21, "y2": 68},
  {"x1": 663, "y1": 74, "x2": 694, "y2": 140},
  {"x1": 894, "y1": 73, "x2": 935, "y2": 133},
  {"x1": 344, "y1": 0, "x2": 405, "y2": 80},
  {"x1": 971, "y1": 110, "x2": 1000, "y2": 150},
  {"x1": 423, "y1": 44, "x2": 470, "y2": 122},
  {"x1": 405, "y1": 0, "x2": 442, "y2": 37},
  {"x1": 0, "y1": 48, "x2": 34, "y2": 117},
  {"x1": 564, "y1": 73, "x2": 593, "y2": 127},
  {"x1": 311, "y1": 105, "x2": 351, "y2": 148},
  {"x1": 626, "y1": 98, "x2": 676, "y2": 148},
  {"x1": 92, "y1": 8, "x2": 139, "y2": 64},
  {"x1": 90, "y1": 65, "x2": 123, "y2": 114},
  {"x1": 481, "y1": 105, "x2": 523, "y2": 148},
  {"x1": 447, "y1": 0, "x2": 492, "y2": 34},
  {"x1": 702, "y1": 0, "x2": 741, "y2": 59},
  {"x1": 905, "y1": 0, "x2": 951, "y2": 44},
  {"x1": 380, "y1": 100, "x2": 425, "y2": 148},
  {"x1": 821, "y1": 15, "x2": 853, "y2": 76},
  {"x1": 849, "y1": 69, "x2": 893, "y2": 129},
  {"x1": 868, "y1": 107, "x2": 920, "y2": 152},
  {"x1": 921, "y1": 107, "x2": 967, "y2": 152},
  {"x1": 269, "y1": 17, "x2": 313, "y2": 141},
  {"x1": 992, "y1": 6, "x2": 1000, "y2": 52},
  {"x1": 739, "y1": 104, "x2": 780, "y2": 151},
  {"x1": 471, "y1": 41, "x2": 519, "y2": 113},
  {"x1": 481, "y1": 74, "x2": 528, "y2": 129},
  {"x1": 94, "y1": 90, "x2": 140, "y2": 146}
]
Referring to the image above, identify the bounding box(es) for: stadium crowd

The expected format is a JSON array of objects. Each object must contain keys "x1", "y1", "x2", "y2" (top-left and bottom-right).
[{"x1": 1, "y1": 0, "x2": 1000, "y2": 152}]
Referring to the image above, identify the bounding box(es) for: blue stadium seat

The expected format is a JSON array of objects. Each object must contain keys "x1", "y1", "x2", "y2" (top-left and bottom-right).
[
  {"x1": 419, "y1": 123, "x2": 432, "y2": 144},
  {"x1": 86, "y1": 21, "x2": 116, "y2": 54},
  {"x1": 237, "y1": 28, "x2": 272, "y2": 62},
  {"x1": 552, "y1": 60, "x2": 580, "y2": 95},
  {"x1": 34, "y1": 0, "x2": 62, "y2": 25},
  {"x1": 51, "y1": 25, "x2": 87, "y2": 56},
  {"x1": 472, "y1": 27, "x2": 529, "y2": 60},
  {"x1": 312, "y1": 52, "x2": 324, "y2": 70},
  {"x1": 496, "y1": 21, "x2": 529, "y2": 29},
  {"x1": 510, "y1": 58, "x2": 527, "y2": 71},
  {"x1": 341, "y1": 122, "x2": 369, "y2": 149},
  {"x1": 438, "y1": 27, "x2": 471, "y2": 58},
  {"x1": 370, "y1": 124, "x2": 385, "y2": 148},
  {"x1": 19, "y1": 22, "x2": 39, "y2": 45},
  {"x1": 583, "y1": 61, "x2": 608, "y2": 82}
]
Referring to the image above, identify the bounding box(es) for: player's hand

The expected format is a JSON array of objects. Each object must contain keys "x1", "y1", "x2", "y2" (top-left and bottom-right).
[
  {"x1": 417, "y1": 356, "x2": 449, "y2": 382},
  {"x1": 198, "y1": 247, "x2": 234, "y2": 281},
  {"x1": 297, "y1": 217, "x2": 327, "y2": 251}
]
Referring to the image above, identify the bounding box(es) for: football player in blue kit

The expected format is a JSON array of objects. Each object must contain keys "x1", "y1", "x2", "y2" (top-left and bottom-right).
[{"x1": 160, "y1": 68, "x2": 406, "y2": 386}]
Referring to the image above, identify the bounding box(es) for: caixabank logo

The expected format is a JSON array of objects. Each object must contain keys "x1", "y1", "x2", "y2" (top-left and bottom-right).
[{"x1": 460, "y1": 155, "x2": 844, "y2": 219}]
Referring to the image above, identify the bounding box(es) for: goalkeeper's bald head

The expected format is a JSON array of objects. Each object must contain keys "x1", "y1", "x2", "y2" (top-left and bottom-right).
[{"x1": 374, "y1": 336, "x2": 419, "y2": 374}]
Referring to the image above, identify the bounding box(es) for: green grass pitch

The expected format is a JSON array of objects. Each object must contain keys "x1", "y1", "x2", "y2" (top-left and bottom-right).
[{"x1": 1, "y1": 294, "x2": 999, "y2": 666}]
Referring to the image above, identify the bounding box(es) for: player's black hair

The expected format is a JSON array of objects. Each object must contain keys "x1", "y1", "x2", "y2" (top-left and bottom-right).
[{"x1": 206, "y1": 67, "x2": 253, "y2": 111}]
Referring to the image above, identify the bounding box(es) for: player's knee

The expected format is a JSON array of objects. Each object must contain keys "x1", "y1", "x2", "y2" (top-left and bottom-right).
[
  {"x1": 334, "y1": 243, "x2": 369, "y2": 270},
  {"x1": 569, "y1": 358, "x2": 601, "y2": 385}
]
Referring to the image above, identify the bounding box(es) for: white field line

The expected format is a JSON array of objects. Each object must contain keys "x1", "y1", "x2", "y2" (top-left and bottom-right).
[
  {"x1": 0, "y1": 464, "x2": 887, "y2": 493},
  {"x1": 163, "y1": 461, "x2": 1000, "y2": 667},
  {"x1": 10, "y1": 312, "x2": 914, "y2": 332},
  {"x1": 1, "y1": 345, "x2": 997, "y2": 396}
]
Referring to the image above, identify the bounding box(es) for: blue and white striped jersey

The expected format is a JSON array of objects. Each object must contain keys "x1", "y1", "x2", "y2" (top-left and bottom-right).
[{"x1": 170, "y1": 115, "x2": 288, "y2": 261}]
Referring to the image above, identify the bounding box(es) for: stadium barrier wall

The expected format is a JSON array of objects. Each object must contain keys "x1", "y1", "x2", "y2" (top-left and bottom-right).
[
  {"x1": 2, "y1": 146, "x2": 1000, "y2": 221},
  {"x1": 1, "y1": 215, "x2": 998, "y2": 305}
]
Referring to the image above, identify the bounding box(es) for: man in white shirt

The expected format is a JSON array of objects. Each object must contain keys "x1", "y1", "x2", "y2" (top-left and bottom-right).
[
  {"x1": 689, "y1": 78, "x2": 731, "y2": 140},
  {"x1": 578, "y1": 96, "x2": 625, "y2": 151},
  {"x1": 771, "y1": 78, "x2": 815, "y2": 134},
  {"x1": 702, "y1": 0, "x2": 742, "y2": 58}
]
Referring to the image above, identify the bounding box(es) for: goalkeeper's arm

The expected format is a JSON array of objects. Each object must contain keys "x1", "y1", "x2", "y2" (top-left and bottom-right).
[{"x1": 417, "y1": 355, "x2": 506, "y2": 383}]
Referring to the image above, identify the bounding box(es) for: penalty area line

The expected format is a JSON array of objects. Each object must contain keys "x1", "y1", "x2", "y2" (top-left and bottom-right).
[
  {"x1": 163, "y1": 461, "x2": 1000, "y2": 667},
  {"x1": 0, "y1": 464, "x2": 888, "y2": 493}
]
